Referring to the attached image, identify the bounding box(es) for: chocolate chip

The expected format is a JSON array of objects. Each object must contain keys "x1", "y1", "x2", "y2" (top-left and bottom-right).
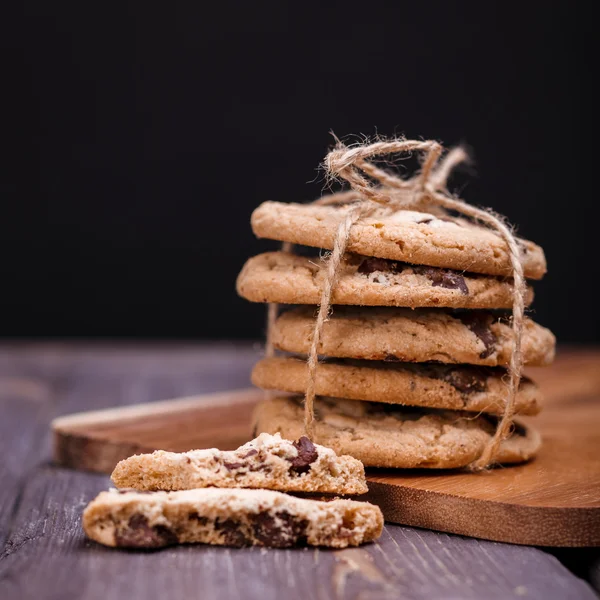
[
  {"x1": 419, "y1": 364, "x2": 489, "y2": 395},
  {"x1": 252, "y1": 511, "x2": 308, "y2": 548},
  {"x1": 457, "y1": 313, "x2": 497, "y2": 358},
  {"x1": 288, "y1": 436, "x2": 318, "y2": 475},
  {"x1": 358, "y1": 257, "x2": 468, "y2": 296},
  {"x1": 242, "y1": 449, "x2": 258, "y2": 458},
  {"x1": 249, "y1": 463, "x2": 272, "y2": 473},
  {"x1": 215, "y1": 518, "x2": 250, "y2": 547},
  {"x1": 413, "y1": 265, "x2": 469, "y2": 295},
  {"x1": 358, "y1": 257, "x2": 401, "y2": 275},
  {"x1": 188, "y1": 512, "x2": 209, "y2": 526},
  {"x1": 115, "y1": 514, "x2": 178, "y2": 549},
  {"x1": 223, "y1": 461, "x2": 244, "y2": 470},
  {"x1": 441, "y1": 367, "x2": 489, "y2": 394}
]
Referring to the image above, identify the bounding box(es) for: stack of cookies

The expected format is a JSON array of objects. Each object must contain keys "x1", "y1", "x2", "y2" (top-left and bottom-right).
[
  {"x1": 82, "y1": 433, "x2": 383, "y2": 549},
  {"x1": 237, "y1": 200, "x2": 555, "y2": 469}
]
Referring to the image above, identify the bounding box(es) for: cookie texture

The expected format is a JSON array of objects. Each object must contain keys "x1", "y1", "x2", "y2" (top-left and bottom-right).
[
  {"x1": 251, "y1": 201, "x2": 546, "y2": 279},
  {"x1": 112, "y1": 432, "x2": 367, "y2": 495},
  {"x1": 252, "y1": 357, "x2": 542, "y2": 416},
  {"x1": 253, "y1": 396, "x2": 541, "y2": 469},
  {"x1": 272, "y1": 307, "x2": 555, "y2": 367},
  {"x1": 237, "y1": 252, "x2": 534, "y2": 309},
  {"x1": 83, "y1": 488, "x2": 383, "y2": 549}
]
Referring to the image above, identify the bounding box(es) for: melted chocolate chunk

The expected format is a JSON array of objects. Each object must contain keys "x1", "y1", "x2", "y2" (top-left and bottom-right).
[
  {"x1": 413, "y1": 265, "x2": 469, "y2": 295},
  {"x1": 442, "y1": 367, "x2": 489, "y2": 394},
  {"x1": 188, "y1": 512, "x2": 209, "y2": 526},
  {"x1": 457, "y1": 313, "x2": 497, "y2": 358},
  {"x1": 358, "y1": 257, "x2": 401, "y2": 275},
  {"x1": 223, "y1": 461, "x2": 244, "y2": 470},
  {"x1": 252, "y1": 511, "x2": 308, "y2": 548},
  {"x1": 358, "y1": 257, "x2": 468, "y2": 296},
  {"x1": 288, "y1": 436, "x2": 318, "y2": 475},
  {"x1": 249, "y1": 463, "x2": 271, "y2": 473},
  {"x1": 215, "y1": 518, "x2": 250, "y2": 547},
  {"x1": 115, "y1": 514, "x2": 178, "y2": 548},
  {"x1": 242, "y1": 449, "x2": 258, "y2": 458}
]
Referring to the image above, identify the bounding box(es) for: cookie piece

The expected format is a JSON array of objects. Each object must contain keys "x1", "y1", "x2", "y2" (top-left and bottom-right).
[
  {"x1": 253, "y1": 396, "x2": 541, "y2": 469},
  {"x1": 82, "y1": 488, "x2": 383, "y2": 549},
  {"x1": 237, "y1": 252, "x2": 534, "y2": 309},
  {"x1": 112, "y1": 432, "x2": 367, "y2": 494},
  {"x1": 252, "y1": 357, "x2": 542, "y2": 416},
  {"x1": 251, "y1": 201, "x2": 546, "y2": 279},
  {"x1": 271, "y1": 307, "x2": 555, "y2": 367}
]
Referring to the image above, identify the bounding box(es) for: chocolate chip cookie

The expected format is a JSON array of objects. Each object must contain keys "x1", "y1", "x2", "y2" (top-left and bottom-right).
[
  {"x1": 252, "y1": 357, "x2": 542, "y2": 416},
  {"x1": 237, "y1": 252, "x2": 534, "y2": 309},
  {"x1": 83, "y1": 488, "x2": 383, "y2": 549},
  {"x1": 112, "y1": 432, "x2": 367, "y2": 494},
  {"x1": 251, "y1": 201, "x2": 546, "y2": 279},
  {"x1": 252, "y1": 396, "x2": 541, "y2": 469},
  {"x1": 271, "y1": 307, "x2": 555, "y2": 367}
]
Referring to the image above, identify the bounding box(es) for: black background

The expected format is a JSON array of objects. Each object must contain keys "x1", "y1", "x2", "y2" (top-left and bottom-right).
[{"x1": 3, "y1": 2, "x2": 594, "y2": 341}]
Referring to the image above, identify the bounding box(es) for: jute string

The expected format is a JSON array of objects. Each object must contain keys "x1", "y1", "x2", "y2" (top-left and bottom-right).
[{"x1": 265, "y1": 137, "x2": 526, "y2": 470}]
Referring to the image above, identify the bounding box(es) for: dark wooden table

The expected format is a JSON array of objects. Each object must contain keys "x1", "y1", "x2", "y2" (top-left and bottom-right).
[{"x1": 0, "y1": 343, "x2": 597, "y2": 600}]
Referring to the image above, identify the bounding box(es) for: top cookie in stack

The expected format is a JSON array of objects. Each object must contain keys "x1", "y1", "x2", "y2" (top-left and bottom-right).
[{"x1": 237, "y1": 199, "x2": 555, "y2": 469}]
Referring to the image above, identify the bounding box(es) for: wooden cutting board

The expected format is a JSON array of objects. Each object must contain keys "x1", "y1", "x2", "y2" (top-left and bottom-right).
[{"x1": 52, "y1": 351, "x2": 600, "y2": 547}]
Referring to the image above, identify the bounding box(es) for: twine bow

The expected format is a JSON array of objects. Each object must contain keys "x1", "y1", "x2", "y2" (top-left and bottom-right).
[{"x1": 268, "y1": 137, "x2": 527, "y2": 470}]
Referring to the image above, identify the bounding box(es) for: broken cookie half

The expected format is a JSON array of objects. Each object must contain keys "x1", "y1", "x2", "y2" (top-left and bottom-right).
[
  {"x1": 111, "y1": 432, "x2": 368, "y2": 495},
  {"x1": 83, "y1": 488, "x2": 383, "y2": 549}
]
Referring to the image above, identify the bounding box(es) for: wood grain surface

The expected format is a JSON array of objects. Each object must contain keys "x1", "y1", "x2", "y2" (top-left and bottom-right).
[{"x1": 1, "y1": 343, "x2": 598, "y2": 600}]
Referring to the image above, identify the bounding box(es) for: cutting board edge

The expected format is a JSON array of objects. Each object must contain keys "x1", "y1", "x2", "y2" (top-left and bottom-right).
[{"x1": 365, "y1": 480, "x2": 600, "y2": 547}]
